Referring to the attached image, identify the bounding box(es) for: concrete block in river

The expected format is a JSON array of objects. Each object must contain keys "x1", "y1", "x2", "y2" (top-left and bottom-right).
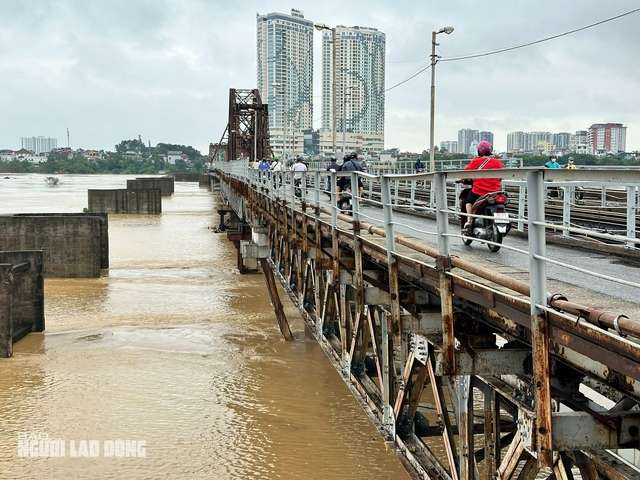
[
  {"x1": 128, "y1": 177, "x2": 174, "y2": 196},
  {"x1": 88, "y1": 189, "x2": 162, "y2": 215},
  {"x1": 0, "y1": 251, "x2": 44, "y2": 358},
  {"x1": 0, "y1": 214, "x2": 108, "y2": 278}
]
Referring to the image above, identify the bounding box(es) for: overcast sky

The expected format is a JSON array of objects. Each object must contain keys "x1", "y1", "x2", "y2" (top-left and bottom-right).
[{"x1": 1, "y1": 1, "x2": 639, "y2": 155}]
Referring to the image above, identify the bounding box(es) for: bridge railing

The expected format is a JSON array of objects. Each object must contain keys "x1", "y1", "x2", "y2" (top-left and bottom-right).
[
  {"x1": 216, "y1": 161, "x2": 640, "y2": 306},
  {"x1": 218, "y1": 160, "x2": 639, "y2": 249}
]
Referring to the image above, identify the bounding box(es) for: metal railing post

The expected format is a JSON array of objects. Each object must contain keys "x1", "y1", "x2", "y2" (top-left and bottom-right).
[
  {"x1": 410, "y1": 177, "x2": 416, "y2": 208},
  {"x1": 627, "y1": 185, "x2": 637, "y2": 248},
  {"x1": 381, "y1": 176, "x2": 395, "y2": 256},
  {"x1": 518, "y1": 183, "x2": 526, "y2": 232},
  {"x1": 331, "y1": 171, "x2": 338, "y2": 226},
  {"x1": 527, "y1": 170, "x2": 553, "y2": 468},
  {"x1": 435, "y1": 173, "x2": 450, "y2": 256},
  {"x1": 314, "y1": 171, "x2": 320, "y2": 210},
  {"x1": 429, "y1": 179, "x2": 436, "y2": 214},
  {"x1": 351, "y1": 172, "x2": 360, "y2": 217},
  {"x1": 562, "y1": 184, "x2": 571, "y2": 237}
]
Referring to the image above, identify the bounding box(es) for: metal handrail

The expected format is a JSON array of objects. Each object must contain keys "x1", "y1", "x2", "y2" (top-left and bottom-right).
[{"x1": 214, "y1": 160, "x2": 640, "y2": 323}]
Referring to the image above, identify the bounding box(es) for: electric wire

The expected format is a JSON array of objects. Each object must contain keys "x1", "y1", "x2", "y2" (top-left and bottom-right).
[{"x1": 385, "y1": 8, "x2": 640, "y2": 92}]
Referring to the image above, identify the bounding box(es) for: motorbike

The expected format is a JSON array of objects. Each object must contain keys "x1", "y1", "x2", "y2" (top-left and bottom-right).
[
  {"x1": 337, "y1": 184, "x2": 353, "y2": 215},
  {"x1": 294, "y1": 177, "x2": 304, "y2": 198},
  {"x1": 458, "y1": 181, "x2": 511, "y2": 252},
  {"x1": 554, "y1": 184, "x2": 584, "y2": 201}
]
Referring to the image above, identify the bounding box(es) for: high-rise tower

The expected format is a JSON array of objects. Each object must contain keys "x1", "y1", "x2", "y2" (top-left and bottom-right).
[
  {"x1": 320, "y1": 25, "x2": 385, "y2": 155},
  {"x1": 257, "y1": 9, "x2": 314, "y2": 158}
]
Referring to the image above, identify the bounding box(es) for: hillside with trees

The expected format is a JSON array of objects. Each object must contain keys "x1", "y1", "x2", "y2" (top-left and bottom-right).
[{"x1": 0, "y1": 139, "x2": 207, "y2": 174}]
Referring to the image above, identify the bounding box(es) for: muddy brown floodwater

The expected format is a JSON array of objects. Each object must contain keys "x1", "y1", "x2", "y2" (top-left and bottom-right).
[{"x1": 0, "y1": 174, "x2": 408, "y2": 479}]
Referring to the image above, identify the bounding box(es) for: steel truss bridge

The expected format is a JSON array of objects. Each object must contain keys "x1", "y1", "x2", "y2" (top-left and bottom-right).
[{"x1": 210, "y1": 161, "x2": 640, "y2": 480}]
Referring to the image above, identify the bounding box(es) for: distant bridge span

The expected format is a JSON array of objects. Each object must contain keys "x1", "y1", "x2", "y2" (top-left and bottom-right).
[{"x1": 210, "y1": 161, "x2": 640, "y2": 480}]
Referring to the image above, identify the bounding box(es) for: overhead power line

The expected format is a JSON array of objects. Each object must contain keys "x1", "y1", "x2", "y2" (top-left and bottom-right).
[{"x1": 385, "y1": 7, "x2": 640, "y2": 92}]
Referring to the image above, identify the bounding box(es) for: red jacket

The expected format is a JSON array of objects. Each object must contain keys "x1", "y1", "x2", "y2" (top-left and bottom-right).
[{"x1": 464, "y1": 156, "x2": 504, "y2": 196}]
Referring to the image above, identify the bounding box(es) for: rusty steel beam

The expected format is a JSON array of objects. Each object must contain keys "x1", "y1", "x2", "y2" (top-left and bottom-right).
[{"x1": 227, "y1": 88, "x2": 271, "y2": 162}]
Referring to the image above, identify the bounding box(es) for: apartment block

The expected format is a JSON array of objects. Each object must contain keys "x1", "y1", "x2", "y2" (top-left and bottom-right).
[
  {"x1": 587, "y1": 123, "x2": 626, "y2": 155},
  {"x1": 21, "y1": 136, "x2": 57, "y2": 155},
  {"x1": 320, "y1": 25, "x2": 385, "y2": 155}
]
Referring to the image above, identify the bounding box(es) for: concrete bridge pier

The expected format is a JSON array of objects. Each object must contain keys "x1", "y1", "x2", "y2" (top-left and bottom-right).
[{"x1": 0, "y1": 251, "x2": 44, "y2": 358}]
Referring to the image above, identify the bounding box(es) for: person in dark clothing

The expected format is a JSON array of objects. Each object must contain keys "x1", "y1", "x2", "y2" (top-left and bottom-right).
[{"x1": 337, "y1": 152, "x2": 364, "y2": 203}]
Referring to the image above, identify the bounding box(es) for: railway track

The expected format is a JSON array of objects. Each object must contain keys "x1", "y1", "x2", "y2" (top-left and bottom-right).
[{"x1": 357, "y1": 181, "x2": 638, "y2": 246}]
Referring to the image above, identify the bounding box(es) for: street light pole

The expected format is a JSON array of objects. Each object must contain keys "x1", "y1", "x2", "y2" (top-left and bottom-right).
[
  {"x1": 429, "y1": 26, "x2": 454, "y2": 173},
  {"x1": 271, "y1": 83, "x2": 286, "y2": 161},
  {"x1": 342, "y1": 85, "x2": 358, "y2": 155},
  {"x1": 331, "y1": 27, "x2": 336, "y2": 156},
  {"x1": 315, "y1": 23, "x2": 337, "y2": 156}
]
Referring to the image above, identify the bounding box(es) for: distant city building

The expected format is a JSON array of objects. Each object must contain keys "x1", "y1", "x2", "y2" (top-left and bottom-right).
[
  {"x1": 320, "y1": 25, "x2": 386, "y2": 155},
  {"x1": 21, "y1": 136, "x2": 57, "y2": 155},
  {"x1": 570, "y1": 130, "x2": 588, "y2": 154},
  {"x1": 553, "y1": 132, "x2": 571, "y2": 151},
  {"x1": 256, "y1": 9, "x2": 314, "y2": 159},
  {"x1": 440, "y1": 141, "x2": 458, "y2": 153},
  {"x1": 506, "y1": 131, "x2": 552, "y2": 154},
  {"x1": 166, "y1": 151, "x2": 184, "y2": 165},
  {"x1": 0, "y1": 148, "x2": 45, "y2": 164},
  {"x1": 457, "y1": 129, "x2": 494, "y2": 155},
  {"x1": 457, "y1": 129, "x2": 478, "y2": 155},
  {"x1": 478, "y1": 131, "x2": 494, "y2": 147},
  {"x1": 587, "y1": 123, "x2": 626, "y2": 155},
  {"x1": 303, "y1": 130, "x2": 320, "y2": 155}
]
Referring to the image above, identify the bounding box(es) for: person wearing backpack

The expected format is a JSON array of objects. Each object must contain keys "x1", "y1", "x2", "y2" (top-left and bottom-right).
[{"x1": 337, "y1": 152, "x2": 364, "y2": 203}]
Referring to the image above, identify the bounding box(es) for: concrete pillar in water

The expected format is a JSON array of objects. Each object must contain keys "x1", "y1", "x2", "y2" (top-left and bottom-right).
[{"x1": 0, "y1": 264, "x2": 14, "y2": 358}]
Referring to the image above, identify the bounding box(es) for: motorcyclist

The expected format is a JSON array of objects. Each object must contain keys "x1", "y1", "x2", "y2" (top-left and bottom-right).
[
  {"x1": 414, "y1": 159, "x2": 425, "y2": 173},
  {"x1": 258, "y1": 158, "x2": 271, "y2": 177},
  {"x1": 462, "y1": 141, "x2": 504, "y2": 229},
  {"x1": 325, "y1": 155, "x2": 341, "y2": 191},
  {"x1": 337, "y1": 152, "x2": 364, "y2": 204},
  {"x1": 565, "y1": 157, "x2": 577, "y2": 169},
  {"x1": 545, "y1": 155, "x2": 561, "y2": 169},
  {"x1": 326, "y1": 155, "x2": 340, "y2": 172},
  {"x1": 290, "y1": 155, "x2": 307, "y2": 183}
]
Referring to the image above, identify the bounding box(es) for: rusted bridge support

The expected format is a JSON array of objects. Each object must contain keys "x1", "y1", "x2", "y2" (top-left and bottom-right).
[
  {"x1": 527, "y1": 170, "x2": 553, "y2": 468},
  {"x1": 259, "y1": 258, "x2": 292, "y2": 341}
]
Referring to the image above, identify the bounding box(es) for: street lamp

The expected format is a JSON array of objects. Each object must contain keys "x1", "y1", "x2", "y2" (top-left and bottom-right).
[
  {"x1": 342, "y1": 85, "x2": 358, "y2": 155},
  {"x1": 429, "y1": 26, "x2": 454, "y2": 173},
  {"x1": 314, "y1": 23, "x2": 337, "y2": 156},
  {"x1": 271, "y1": 82, "x2": 286, "y2": 161}
]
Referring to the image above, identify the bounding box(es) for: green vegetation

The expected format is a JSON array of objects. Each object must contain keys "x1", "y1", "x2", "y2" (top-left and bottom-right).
[{"x1": 0, "y1": 139, "x2": 207, "y2": 174}]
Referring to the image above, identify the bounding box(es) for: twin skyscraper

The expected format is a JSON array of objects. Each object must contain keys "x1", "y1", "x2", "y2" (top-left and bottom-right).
[{"x1": 256, "y1": 9, "x2": 386, "y2": 158}]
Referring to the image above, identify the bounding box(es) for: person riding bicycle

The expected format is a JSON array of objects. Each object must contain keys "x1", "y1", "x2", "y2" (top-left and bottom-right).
[
  {"x1": 337, "y1": 152, "x2": 364, "y2": 204},
  {"x1": 462, "y1": 141, "x2": 504, "y2": 230}
]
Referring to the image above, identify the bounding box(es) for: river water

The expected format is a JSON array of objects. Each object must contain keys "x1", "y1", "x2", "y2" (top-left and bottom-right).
[{"x1": 0, "y1": 174, "x2": 408, "y2": 479}]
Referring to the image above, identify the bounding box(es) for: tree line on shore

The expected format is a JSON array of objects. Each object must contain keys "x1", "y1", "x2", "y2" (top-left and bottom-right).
[{"x1": 0, "y1": 139, "x2": 207, "y2": 174}]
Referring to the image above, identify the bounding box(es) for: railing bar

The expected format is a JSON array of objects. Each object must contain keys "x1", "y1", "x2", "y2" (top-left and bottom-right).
[
  {"x1": 531, "y1": 220, "x2": 640, "y2": 245},
  {"x1": 533, "y1": 254, "x2": 640, "y2": 289}
]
